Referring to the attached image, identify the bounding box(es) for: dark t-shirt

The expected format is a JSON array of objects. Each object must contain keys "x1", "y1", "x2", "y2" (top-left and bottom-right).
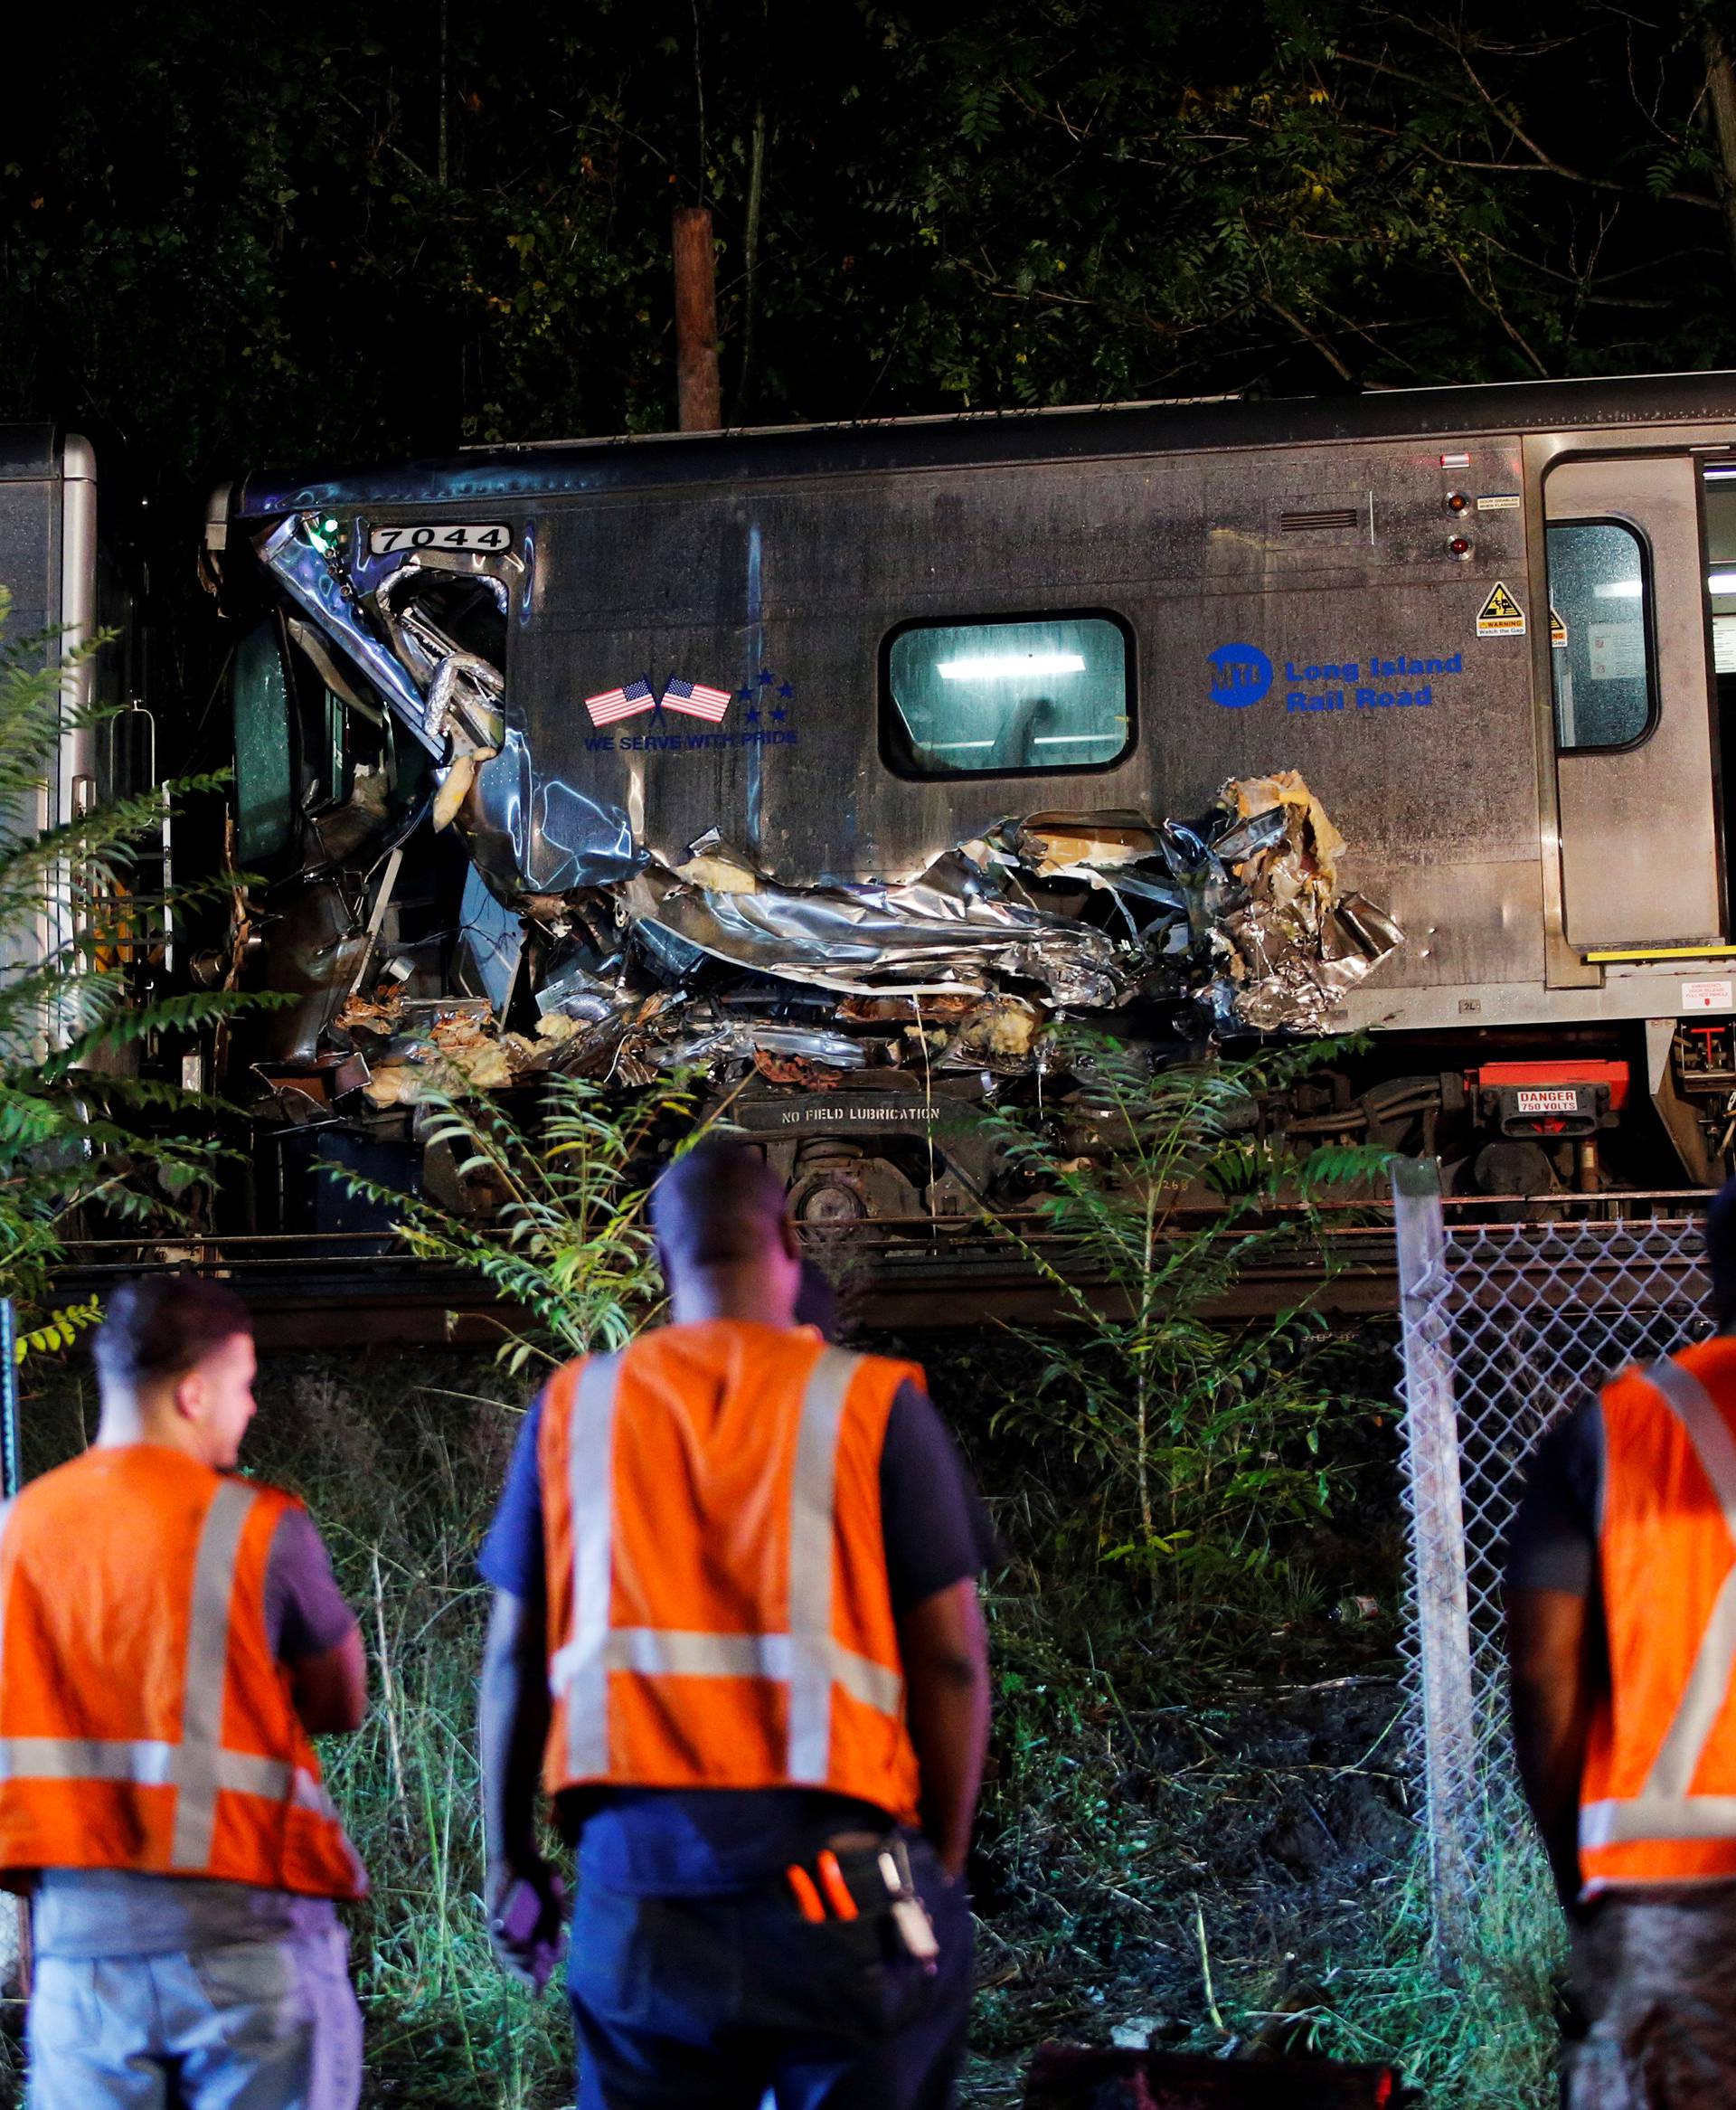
[
  {"x1": 478, "y1": 1368, "x2": 997, "y2": 1893},
  {"x1": 264, "y1": 1507, "x2": 361, "y2": 1661},
  {"x1": 1504, "y1": 1401, "x2": 1605, "y2": 1598}
]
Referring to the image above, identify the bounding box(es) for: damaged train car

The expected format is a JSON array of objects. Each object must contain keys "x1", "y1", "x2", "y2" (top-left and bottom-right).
[{"x1": 203, "y1": 372, "x2": 1736, "y2": 1222}]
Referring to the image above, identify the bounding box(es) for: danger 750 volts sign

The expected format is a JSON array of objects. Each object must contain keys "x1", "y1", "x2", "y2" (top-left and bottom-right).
[
  {"x1": 1514, "y1": 1087, "x2": 1581, "y2": 1114},
  {"x1": 1476, "y1": 582, "x2": 1526, "y2": 638}
]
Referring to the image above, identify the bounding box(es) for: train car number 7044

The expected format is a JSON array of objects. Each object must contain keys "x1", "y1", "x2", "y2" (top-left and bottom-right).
[{"x1": 367, "y1": 522, "x2": 511, "y2": 555}]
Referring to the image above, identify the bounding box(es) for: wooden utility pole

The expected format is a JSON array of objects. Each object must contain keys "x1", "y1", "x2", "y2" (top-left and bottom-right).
[
  {"x1": 1706, "y1": 25, "x2": 1736, "y2": 290},
  {"x1": 673, "y1": 206, "x2": 722, "y2": 431}
]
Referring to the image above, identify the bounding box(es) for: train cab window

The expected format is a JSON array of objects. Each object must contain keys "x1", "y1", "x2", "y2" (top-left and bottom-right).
[
  {"x1": 882, "y1": 613, "x2": 1132, "y2": 777},
  {"x1": 1546, "y1": 520, "x2": 1656, "y2": 751}
]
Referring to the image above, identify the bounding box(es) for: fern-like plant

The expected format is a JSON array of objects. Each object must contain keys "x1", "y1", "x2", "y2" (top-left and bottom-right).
[
  {"x1": 984, "y1": 1030, "x2": 1390, "y2": 1594},
  {"x1": 0, "y1": 587, "x2": 262, "y2": 1323},
  {"x1": 330, "y1": 1071, "x2": 703, "y2": 1374}
]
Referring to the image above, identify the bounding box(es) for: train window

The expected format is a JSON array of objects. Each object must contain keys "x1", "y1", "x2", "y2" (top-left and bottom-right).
[
  {"x1": 1547, "y1": 520, "x2": 1656, "y2": 752},
  {"x1": 882, "y1": 613, "x2": 1132, "y2": 777},
  {"x1": 231, "y1": 619, "x2": 297, "y2": 866}
]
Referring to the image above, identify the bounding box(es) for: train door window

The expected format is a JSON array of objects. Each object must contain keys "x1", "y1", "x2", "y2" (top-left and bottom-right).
[
  {"x1": 882, "y1": 612, "x2": 1132, "y2": 777},
  {"x1": 1546, "y1": 520, "x2": 1656, "y2": 751},
  {"x1": 231, "y1": 619, "x2": 297, "y2": 867}
]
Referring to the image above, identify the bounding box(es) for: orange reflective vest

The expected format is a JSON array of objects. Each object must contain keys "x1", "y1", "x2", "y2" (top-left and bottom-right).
[
  {"x1": 1580, "y1": 1338, "x2": 1736, "y2": 1893},
  {"x1": 539, "y1": 1321, "x2": 926, "y2": 1823},
  {"x1": 0, "y1": 1445, "x2": 365, "y2": 1899}
]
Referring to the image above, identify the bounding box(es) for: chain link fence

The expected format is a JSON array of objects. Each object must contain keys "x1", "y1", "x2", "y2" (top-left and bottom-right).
[{"x1": 1391, "y1": 1162, "x2": 1714, "y2": 1935}]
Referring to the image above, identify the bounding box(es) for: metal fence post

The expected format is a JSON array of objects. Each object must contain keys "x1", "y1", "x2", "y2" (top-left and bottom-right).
[
  {"x1": 1391, "y1": 1157, "x2": 1477, "y2": 1954},
  {"x1": 0, "y1": 1300, "x2": 23, "y2": 2003},
  {"x1": 0, "y1": 1299, "x2": 19, "y2": 1503}
]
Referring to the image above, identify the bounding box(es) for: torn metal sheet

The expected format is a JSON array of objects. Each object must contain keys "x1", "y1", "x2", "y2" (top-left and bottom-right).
[
  {"x1": 623, "y1": 847, "x2": 1130, "y2": 1007},
  {"x1": 457, "y1": 863, "x2": 525, "y2": 1017},
  {"x1": 467, "y1": 727, "x2": 644, "y2": 894},
  {"x1": 636, "y1": 1007, "x2": 870, "y2": 1074},
  {"x1": 258, "y1": 520, "x2": 441, "y2": 755},
  {"x1": 1212, "y1": 771, "x2": 1401, "y2": 1033},
  {"x1": 259, "y1": 515, "x2": 643, "y2": 895}
]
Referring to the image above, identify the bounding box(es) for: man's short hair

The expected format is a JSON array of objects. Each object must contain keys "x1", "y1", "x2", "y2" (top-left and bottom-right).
[
  {"x1": 92, "y1": 1276, "x2": 252, "y2": 1385},
  {"x1": 650, "y1": 1138, "x2": 789, "y2": 1267},
  {"x1": 1708, "y1": 1176, "x2": 1736, "y2": 1328}
]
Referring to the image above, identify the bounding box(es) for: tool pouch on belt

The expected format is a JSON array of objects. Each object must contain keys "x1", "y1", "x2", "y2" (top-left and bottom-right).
[{"x1": 788, "y1": 1830, "x2": 946, "y2": 2046}]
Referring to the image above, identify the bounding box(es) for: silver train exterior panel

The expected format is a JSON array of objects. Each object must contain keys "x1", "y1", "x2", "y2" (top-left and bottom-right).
[{"x1": 221, "y1": 371, "x2": 1736, "y2": 1192}]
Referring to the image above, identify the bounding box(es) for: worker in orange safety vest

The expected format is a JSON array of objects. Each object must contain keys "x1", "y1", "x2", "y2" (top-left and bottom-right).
[
  {"x1": 0, "y1": 1275, "x2": 369, "y2": 2110},
  {"x1": 1508, "y1": 1177, "x2": 1736, "y2": 2108},
  {"x1": 477, "y1": 1136, "x2": 995, "y2": 2109}
]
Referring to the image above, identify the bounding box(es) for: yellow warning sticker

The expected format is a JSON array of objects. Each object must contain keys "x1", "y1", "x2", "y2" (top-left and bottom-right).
[
  {"x1": 1477, "y1": 582, "x2": 1526, "y2": 638},
  {"x1": 1550, "y1": 606, "x2": 1567, "y2": 648}
]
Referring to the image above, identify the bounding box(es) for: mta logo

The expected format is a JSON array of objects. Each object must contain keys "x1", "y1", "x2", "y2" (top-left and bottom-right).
[{"x1": 1208, "y1": 643, "x2": 1272, "y2": 709}]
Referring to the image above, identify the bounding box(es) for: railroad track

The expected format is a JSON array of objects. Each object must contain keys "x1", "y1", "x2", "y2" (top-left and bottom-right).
[{"x1": 44, "y1": 1191, "x2": 1717, "y2": 1348}]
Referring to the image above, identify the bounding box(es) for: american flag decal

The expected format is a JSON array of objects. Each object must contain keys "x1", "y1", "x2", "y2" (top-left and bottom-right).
[
  {"x1": 659, "y1": 677, "x2": 732, "y2": 723},
  {"x1": 585, "y1": 677, "x2": 655, "y2": 726}
]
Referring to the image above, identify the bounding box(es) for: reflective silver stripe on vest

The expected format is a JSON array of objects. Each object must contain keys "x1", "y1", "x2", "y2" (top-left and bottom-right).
[
  {"x1": 603, "y1": 1629, "x2": 793, "y2": 1679},
  {"x1": 563, "y1": 1355, "x2": 621, "y2": 1778},
  {"x1": 171, "y1": 1478, "x2": 258, "y2": 1868},
  {"x1": 1580, "y1": 1358, "x2": 1736, "y2": 1854},
  {"x1": 559, "y1": 1343, "x2": 904, "y2": 1782},
  {"x1": 787, "y1": 1348, "x2": 859, "y2": 1783},
  {"x1": 584, "y1": 1627, "x2": 903, "y2": 1717},
  {"x1": 0, "y1": 1738, "x2": 295, "y2": 1802}
]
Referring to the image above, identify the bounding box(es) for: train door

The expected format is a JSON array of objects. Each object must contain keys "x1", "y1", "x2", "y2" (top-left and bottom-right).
[{"x1": 1543, "y1": 455, "x2": 1722, "y2": 949}]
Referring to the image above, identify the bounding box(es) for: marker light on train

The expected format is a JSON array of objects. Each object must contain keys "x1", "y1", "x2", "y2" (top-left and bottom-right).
[
  {"x1": 298, "y1": 512, "x2": 344, "y2": 557},
  {"x1": 936, "y1": 653, "x2": 1088, "y2": 680}
]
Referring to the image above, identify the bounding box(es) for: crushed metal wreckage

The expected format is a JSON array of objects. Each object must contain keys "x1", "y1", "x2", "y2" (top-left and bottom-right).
[
  {"x1": 294, "y1": 771, "x2": 1399, "y2": 1114},
  {"x1": 244, "y1": 516, "x2": 1401, "y2": 1131}
]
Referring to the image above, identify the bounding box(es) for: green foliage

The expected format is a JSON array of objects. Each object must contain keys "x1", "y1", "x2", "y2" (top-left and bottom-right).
[
  {"x1": 0, "y1": 588, "x2": 262, "y2": 1320},
  {"x1": 15, "y1": 1298, "x2": 102, "y2": 1363},
  {"x1": 329, "y1": 1072, "x2": 701, "y2": 1371},
  {"x1": 984, "y1": 1033, "x2": 1388, "y2": 1594},
  {"x1": 6, "y1": 0, "x2": 1736, "y2": 514}
]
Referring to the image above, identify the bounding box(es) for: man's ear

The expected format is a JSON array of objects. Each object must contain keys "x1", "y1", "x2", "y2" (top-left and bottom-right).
[
  {"x1": 171, "y1": 1367, "x2": 205, "y2": 1424},
  {"x1": 778, "y1": 1217, "x2": 801, "y2": 1263}
]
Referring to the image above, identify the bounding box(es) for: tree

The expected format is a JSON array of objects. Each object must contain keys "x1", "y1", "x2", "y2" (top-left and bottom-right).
[
  {"x1": 984, "y1": 1033, "x2": 1386, "y2": 1596},
  {"x1": 7, "y1": 1, "x2": 1736, "y2": 774}
]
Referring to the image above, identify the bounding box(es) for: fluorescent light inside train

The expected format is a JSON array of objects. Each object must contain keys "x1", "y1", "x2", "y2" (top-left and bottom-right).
[
  {"x1": 937, "y1": 653, "x2": 1087, "y2": 679},
  {"x1": 1712, "y1": 572, "x2": 1736, "y2": 594}
]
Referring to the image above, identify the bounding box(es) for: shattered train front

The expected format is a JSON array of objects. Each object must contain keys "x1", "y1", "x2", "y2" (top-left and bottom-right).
[{"x1": 207, "y1": 490, "x2": 1401, "y2": 1225}]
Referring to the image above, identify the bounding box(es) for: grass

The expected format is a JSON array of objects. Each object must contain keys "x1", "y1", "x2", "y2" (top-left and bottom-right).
[
  {"x1": 9, "y1": 1333, "x2": 1570, "y2": 2108},
  {"x1": 1305, "y1": 1812, "x2": 1566, "y2": 2105}
]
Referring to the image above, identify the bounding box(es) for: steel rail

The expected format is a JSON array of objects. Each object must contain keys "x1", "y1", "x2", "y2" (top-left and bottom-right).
[{"x1": 40, "y1": 1191, "x2": 1719, "y2": 1347}]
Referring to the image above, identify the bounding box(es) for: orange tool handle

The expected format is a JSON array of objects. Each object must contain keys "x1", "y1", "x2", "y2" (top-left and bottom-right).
[
  {"x1": 816, "y1": 1850, "x2": 858, "y2": 1921},
  {"x1": 784, "y1": 1864, "x2": 826, "y2": 1924}
]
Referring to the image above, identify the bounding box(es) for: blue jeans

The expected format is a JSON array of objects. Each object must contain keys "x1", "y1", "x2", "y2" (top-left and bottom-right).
[
  {"x1": 567, "y1": 1831, "x2": 973, "y2": 2109},
  {"x1": 25, "y1": 1924, "x2": 363, "y2": 2109}
]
